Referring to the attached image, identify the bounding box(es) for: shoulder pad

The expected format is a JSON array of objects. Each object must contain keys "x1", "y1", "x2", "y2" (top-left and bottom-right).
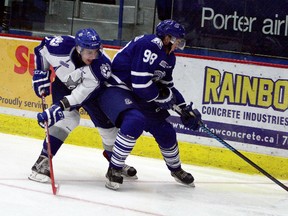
[
  {"x1": 46, "y1": 36, "x2": 76, "y2": 55},
  {"x1": 151, "y1": 37, "x2": 163, "y2": 50}
]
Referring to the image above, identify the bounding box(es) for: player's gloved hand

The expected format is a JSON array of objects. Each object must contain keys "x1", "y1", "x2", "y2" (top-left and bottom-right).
[
  {"x1": 154, "y1": 85, "x2": 176, "y2": 109},
  {"x1": 180, "y1": 102, "x2": 202, "y2": 130},
  {"x1": 37, "y1": 104, "x2": 64, "y2": 128},
  {"x1": 32, "y1": 69, "x2": 51, "y2": 98}
]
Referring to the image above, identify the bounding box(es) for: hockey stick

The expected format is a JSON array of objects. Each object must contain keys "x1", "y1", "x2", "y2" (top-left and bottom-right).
[
  {"x1": 172, "y1": 104, "x2": 288, "y2": 192},
  {"x1": 41, "y1": 95, "x2": 59, "y2": 195}
]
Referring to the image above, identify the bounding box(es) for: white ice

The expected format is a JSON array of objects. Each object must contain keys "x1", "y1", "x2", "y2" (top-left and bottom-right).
[{"x1": 0, "y1": 132, "x2": 287, "y2": 216}]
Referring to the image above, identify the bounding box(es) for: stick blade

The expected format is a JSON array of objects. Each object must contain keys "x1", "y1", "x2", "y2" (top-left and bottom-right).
[{"x1": 52, "y1": 183, "x2": 60, "y2": 195}]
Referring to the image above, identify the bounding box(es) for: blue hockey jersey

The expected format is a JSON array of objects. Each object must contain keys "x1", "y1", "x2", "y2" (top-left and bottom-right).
[{"x1": 109, "y1": 34, "x2": 177, "y2": 102}]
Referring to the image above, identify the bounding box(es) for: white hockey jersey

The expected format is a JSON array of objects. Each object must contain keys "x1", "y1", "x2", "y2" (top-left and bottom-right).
[{"x1": 34, "y1": 35, "x2": 112, "y2": 110}]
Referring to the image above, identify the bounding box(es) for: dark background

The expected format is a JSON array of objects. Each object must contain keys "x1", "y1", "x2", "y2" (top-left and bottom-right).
[{"x1": 157, "y1": 0, "x2": 288, "y2": 59}]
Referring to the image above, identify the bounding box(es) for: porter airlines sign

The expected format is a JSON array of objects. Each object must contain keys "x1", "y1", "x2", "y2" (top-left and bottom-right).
[{"x1": 201, "y1": 7, "x2": 288, "y2": 36}]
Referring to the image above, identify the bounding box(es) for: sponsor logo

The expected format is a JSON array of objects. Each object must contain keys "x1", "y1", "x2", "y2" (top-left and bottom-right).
[
  {"x1": 125, "y1": 98, "x2": 133, "y2": 105},
  {"x1": 159, "y1": 60, "x2": 172, "y2": 69}
]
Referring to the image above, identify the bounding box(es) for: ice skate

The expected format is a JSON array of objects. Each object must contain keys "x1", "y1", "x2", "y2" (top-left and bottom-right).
[
  {"x1": 28, "y1": 155, "x2": 50, "y2": 183},
  {"x1": 122, "y1": 164, "x2": 138, "y2": 179},
  {"x1": 171, "y1": 168, "x2": 195, "y2": 187},
  {"x1": 103, "y1": 150, "x2": 138, "y2": 179},
  {"x1": 105, "y1": 167, "x2": 123, "y2": 190}
]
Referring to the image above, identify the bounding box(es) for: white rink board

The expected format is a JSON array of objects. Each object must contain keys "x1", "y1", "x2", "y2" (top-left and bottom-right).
[{"x1": 169, "y1": 55, "x2": 288, "y2": 157}]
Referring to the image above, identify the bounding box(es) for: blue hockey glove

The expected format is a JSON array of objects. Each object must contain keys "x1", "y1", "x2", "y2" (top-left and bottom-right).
[
  {"x1": 154, "y1": 85, "x2": 176, "y2": 109},
  {"x1": 180, "y1": 102, "x2": 202, "y2": 131},
  {"x1": 37, "y1": 104, "x2": 64, "y2": 128},
  {"x1": 32, "y1": 69, "x2": 51, "y2": 98}
]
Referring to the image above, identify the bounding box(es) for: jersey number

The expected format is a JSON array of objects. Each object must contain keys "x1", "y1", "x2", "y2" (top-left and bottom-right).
[{"x1": 143, "y1": 49, "x2": 158, "y2": 65}]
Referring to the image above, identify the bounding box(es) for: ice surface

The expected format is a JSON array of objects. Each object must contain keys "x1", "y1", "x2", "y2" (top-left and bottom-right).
[{"x1": 0, "y1": 133, "x2": 287, "y2": 216}]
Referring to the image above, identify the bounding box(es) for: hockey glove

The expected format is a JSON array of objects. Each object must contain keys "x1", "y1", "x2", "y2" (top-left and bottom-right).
[
  {"x1": 180, "y1": 102, "x2": 202, "y2": 131},
  {"x1": 37, "y1": 104, "x2": 64, "y2": 128},
  {"x1": 32, "y1": 69, "x2": 51, "y2": 98},
  {"x1": 154, "y1": 85, "x2": 176, "y2": 109}
]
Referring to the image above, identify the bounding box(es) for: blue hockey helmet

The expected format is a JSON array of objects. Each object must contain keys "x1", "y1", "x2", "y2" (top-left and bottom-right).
[
  {"x1": 156, "y1": 19, "x2": 185, "y2": 39},
  {"x1": 156, "y1": 20, "x2": 186, "y2": 50},
  {"x1": 75, "y1": 28, "x2": 101, "y2": 49}
]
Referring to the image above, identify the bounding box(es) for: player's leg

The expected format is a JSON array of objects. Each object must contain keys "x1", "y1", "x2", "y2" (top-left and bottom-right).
[
  {"x1": 106, "y1": 109, "x2": 144, "y2": 187},
  {"x1": 98, "y1": 127, "x2": 137, "y2": 178},
  {"x1": 148, "y1": 120, "x2": 195, "y2": 186},
  {"x1": 83, "y1": 99, "x2": 138, "y2": 178},
  {"x1": 97, "y1": 88, "x2": 145, "y2": 189},
  {"x1": 28, "y1": 110, "x2": 80, "y2": 183}
]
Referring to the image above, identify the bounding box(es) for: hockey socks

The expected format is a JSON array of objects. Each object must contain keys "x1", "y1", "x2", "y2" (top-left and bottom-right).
[
  {"x1": 110, "y1": 130, "x2": 137, "y2": 169},
  {"x1": 41, "y1": 135, "x2": 63, "y2": 157},
  {"x1": 159, "y1": 143, "x2": 181, "y2": 171},
  {"x1": 160, "y1": 143, "x2": 195, "y2": 186},
  {"x1": 105, "y1": 130, "x2": 137, "y2": 190}
]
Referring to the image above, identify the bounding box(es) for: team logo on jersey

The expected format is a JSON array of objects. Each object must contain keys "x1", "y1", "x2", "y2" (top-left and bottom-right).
[
  {"x1": 100, "y1": 63, "x2": 112, "y2": 78},
  {"x1": 125, "y1": 98, "x2": 133, "y2": 105},
  {"x1": 151, "y1": 38, "x2": 163, "y2": 50},
  {"x1": 153, "y1": 70, "x2": 166, "y2": 81},
  {"x1": 64, "y1": 75, "x2": 82, "y2": 90},
  {"x1": 49, "y1": 36, "x2": 63, "y2": 46}
]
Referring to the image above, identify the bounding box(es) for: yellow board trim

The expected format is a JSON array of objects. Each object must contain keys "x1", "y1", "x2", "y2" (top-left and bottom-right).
[{"x1": 1, "y1": 113, "x2": 287, "y2": 180}]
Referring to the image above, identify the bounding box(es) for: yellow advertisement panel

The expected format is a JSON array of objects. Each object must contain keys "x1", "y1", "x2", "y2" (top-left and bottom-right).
[{"x1": 0, "y1": 37, "x2": 42, "y2": 111}]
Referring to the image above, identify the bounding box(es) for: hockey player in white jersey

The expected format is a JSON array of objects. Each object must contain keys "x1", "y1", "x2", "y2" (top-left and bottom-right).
[
  {"x1": 29, "y1": 28, "x2": 137, "y2": 183},
  {"x1": 97, "y1": 20, "x2": 202, "y2": 190}
]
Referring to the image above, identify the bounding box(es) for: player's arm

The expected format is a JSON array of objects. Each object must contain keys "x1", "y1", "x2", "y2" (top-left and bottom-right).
[
  {"x1": 59, "y1": 64, "x2": 103, "y2": 110},
  {"x1": 158, "y1": 70, "x2": 186, "y2": 108},
  {"x1": 37, "y1": 59, "x2": 112, "y2": 127},
  {"x1": 63, "y1": 57, "x2": 111, "y2": 110},
  {"x1": 36, "y1": 65, "x2": 100, "y2": 127},
  {"x1": 32, "y1": 37, "x2": 53, "y2": 98},
  {"x1": 131, "y1": 64, "x2": 177, "y2": 110}
]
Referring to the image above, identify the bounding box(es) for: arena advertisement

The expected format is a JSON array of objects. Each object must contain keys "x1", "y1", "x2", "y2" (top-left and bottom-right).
[
  {"x1": 0, "y1": 35, "x2": 287, "y2": 155},
  {"x1": 171, "y1": 0, "x2": 288, "y2": 59},
  {"x1": 170, "y1": 56, "x2": 288, "y2": 152},
  {"x1": 0, "y1": 36, "x2": 50, "y2": 113}
]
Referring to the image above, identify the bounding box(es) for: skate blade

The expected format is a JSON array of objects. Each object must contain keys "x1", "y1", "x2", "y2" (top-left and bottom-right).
[
  {"x1": 28, "y1": 171, "x2": 50, "y2": 183},
  {"x1": 122, "y1": 174, "x2": 138, "y2": 180},
  {"x1": 173, "y1": 177, "x2": 195, "y2": 187},
  {"x1": 105, "y1": 180, "x2": 120, "y2": 190}
]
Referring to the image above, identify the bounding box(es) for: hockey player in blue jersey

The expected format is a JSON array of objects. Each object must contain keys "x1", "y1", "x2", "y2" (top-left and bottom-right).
[
  {"x1": 97, "y1": 19, "x2": 202, "y2": 190},
  {"x1": 29, "y1": 28, "x2": 137, "y2": 183}
]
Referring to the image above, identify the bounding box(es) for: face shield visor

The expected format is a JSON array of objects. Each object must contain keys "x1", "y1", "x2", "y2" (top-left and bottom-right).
[{"x1": 170, "y1": 36, "x2": 186, "y2": 50}]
